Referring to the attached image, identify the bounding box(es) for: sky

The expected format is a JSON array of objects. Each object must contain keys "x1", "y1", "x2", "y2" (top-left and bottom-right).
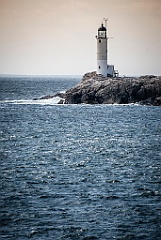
[{"x1": 0, "y1": 0, "x2": 161, "y2": 76}]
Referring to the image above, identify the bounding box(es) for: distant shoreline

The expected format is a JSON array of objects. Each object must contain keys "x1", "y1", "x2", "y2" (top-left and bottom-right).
[{"x1": 0, "y1": 74, "x2": 82, "y2": 78}]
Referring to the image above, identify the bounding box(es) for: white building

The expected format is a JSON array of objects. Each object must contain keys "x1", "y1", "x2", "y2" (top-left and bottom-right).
[{"x1": 96, "y1": 23, "x2": 117, "y2": 77}]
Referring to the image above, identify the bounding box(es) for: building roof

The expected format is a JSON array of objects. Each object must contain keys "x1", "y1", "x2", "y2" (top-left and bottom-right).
[{"x1": 98, "y1": 24, "x2": 106, "y2": 31}]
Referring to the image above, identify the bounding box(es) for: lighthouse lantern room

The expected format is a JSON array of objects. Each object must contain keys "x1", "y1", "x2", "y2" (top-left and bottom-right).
[{"x1": 96, "y1": 21, "x2": 115, "y2": 77}]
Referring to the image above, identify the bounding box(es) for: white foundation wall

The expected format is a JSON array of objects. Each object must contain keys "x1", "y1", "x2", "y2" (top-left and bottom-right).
[{"x1": 97, "y1": 60, "x2": 108, "y2": 76}]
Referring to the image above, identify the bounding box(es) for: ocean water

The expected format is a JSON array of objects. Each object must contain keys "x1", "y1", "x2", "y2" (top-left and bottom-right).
[{"x1": 0, "y1": 76, "x2": 161, "y2": 240}]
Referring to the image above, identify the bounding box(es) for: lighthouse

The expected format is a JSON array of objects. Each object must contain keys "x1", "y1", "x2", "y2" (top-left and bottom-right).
[{"x1": 96, "y1": 22, "x2": 115, "y2": 77}]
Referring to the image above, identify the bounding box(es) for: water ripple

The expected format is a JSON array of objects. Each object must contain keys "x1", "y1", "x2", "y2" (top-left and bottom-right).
[{"x1": 0, "y1": 102, "x2": 161, "y2": 239}]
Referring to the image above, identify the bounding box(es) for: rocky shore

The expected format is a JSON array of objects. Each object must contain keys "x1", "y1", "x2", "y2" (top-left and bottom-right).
[{"x1": 63, "y1": 72, "x2": 161, "y2": 106}]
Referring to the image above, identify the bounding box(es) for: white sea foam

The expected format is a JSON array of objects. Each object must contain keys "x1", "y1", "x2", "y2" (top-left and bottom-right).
[
  {"x1": 0, "y1": 99, "x2": 141, "y2": 106},
  {"x1": 0, "y1": 97, "x2": 62, "y2": 105}
]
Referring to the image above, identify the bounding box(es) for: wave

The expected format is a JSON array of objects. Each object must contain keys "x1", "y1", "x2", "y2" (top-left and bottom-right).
[
  {"x1": 0, "y1": 99, "x2": 142, "y2": 106},
  {"x1": 0, "y1": 96, "x2": 62, "y2": 105}
]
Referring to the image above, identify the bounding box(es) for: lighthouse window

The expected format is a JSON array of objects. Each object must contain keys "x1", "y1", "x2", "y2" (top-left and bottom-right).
[
  {"x1": 99, "y1": 66, "x2": 101, "y2": 69},
  {"x1": 99, "y1": 40, "x2": 101, "y2": 43}
]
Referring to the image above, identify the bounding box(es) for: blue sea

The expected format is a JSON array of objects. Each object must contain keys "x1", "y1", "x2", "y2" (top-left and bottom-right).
[{"x1": 0, "y1": 75, "x2": 161, "y2": 240}]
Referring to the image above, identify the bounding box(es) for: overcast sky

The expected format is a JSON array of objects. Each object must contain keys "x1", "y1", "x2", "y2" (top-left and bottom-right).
[{"x1": 0, "y1": 0, "x2": 161, "y2": 76}]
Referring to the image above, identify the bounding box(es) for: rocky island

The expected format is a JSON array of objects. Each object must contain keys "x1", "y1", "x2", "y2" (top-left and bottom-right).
[{"x1": 62, "y1": 72, "x2": 161, "y2": 106}]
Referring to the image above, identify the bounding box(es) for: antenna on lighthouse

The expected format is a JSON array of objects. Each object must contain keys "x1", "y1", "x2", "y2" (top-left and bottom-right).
[{"x1": 103, "y1": 18, "x2": 108, "y2": 28}]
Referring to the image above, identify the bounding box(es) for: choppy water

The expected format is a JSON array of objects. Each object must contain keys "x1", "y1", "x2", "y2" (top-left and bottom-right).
[{"x1": 0, "y1": 76, "x2": 161, "y2": 240}]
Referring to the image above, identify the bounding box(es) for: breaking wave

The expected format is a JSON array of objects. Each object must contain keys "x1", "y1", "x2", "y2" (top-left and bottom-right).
[{"x1": 0, "y1": 96, "x2": 62, "y2": 105}]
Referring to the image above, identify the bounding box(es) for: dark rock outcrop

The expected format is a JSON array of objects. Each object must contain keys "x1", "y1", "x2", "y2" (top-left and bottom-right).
[{"x1": 64, "y1": 73, "x2": 161, "y2": 105}]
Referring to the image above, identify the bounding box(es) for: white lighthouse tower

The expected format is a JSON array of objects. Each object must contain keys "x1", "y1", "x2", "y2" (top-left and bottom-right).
[{"x1": 96, "y1": 21, "x2": 115, "y2": 77}]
